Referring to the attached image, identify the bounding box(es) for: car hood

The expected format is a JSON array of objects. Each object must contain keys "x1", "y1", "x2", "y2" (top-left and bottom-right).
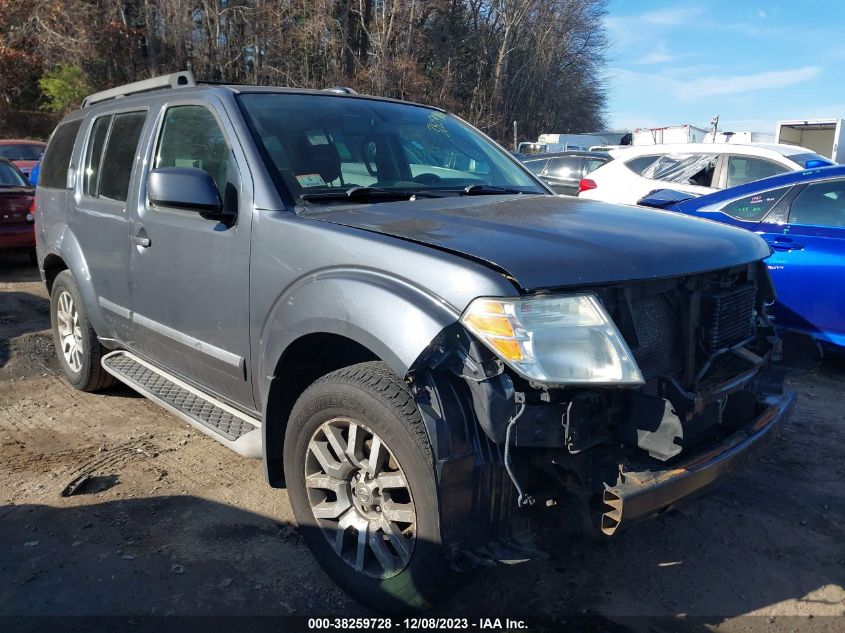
[{"x1": 303, "y1": 194, "x2": 770, "y2": 291}]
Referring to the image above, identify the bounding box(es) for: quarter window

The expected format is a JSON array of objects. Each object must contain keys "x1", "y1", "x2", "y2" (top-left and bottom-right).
[
  {"x1": 725, "y1": 156, "x2": 788, "y2": 188},
  {"x1": 39, "y1": 120, "x2": 82, "y2": 189},
  {"x1": 719, "y1": 187, "x2": 790, "y2": 222},
  {"x1": 624, "y1": 155, "x2": 660, "y2": 175},
  {"x1": 523, "y1": 159, "x2": 548, "y2": 175},
  {"x1": 98, "y1": 111, "x2": 147, "y2": 202},
  {"x1": 788, "y1": 180, "x2": 845, "y2": 228},
  {"x1": 155, "y1": 105, "x2": 230, "y2": 196}
]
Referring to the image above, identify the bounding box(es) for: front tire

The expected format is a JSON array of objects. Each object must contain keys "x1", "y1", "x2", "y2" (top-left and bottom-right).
[
  {"x1": 50, "y1": 270, "x2": 115, "y2": 392},
  {"x1": 284, "y1": 361, "x2": 453, "y2": 612}
]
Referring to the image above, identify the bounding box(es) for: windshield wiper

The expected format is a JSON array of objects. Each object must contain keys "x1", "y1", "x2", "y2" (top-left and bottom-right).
[
  {"x1": 460, "y1": 184, "x2": 526, "y2": 196},
  {"x1": 300, "y1": 186, "x2": 444, "y2": 203}
]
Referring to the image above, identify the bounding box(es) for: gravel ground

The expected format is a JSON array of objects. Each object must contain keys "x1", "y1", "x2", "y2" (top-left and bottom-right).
[{"x1": 1, "y1": 252, "x2": 843, "y2": 632}]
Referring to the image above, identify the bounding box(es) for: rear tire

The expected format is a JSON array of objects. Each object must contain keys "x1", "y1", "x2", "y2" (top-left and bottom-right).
[
  {"x1": 284, "y1": 361, "x2": 454, "y2": 612},
  {"x1": 50, "y1": 270, "x2": 115, "y2": 392}
]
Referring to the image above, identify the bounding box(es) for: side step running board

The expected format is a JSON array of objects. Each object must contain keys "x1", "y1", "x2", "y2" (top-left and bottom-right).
[{"x1": 101, "y1": 350, "x2": 262, "y2": 458}]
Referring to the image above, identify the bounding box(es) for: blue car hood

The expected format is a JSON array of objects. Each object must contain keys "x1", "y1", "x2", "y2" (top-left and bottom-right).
[{"x1": 304, "y1": 194, "x2": 771, "y2": 291}]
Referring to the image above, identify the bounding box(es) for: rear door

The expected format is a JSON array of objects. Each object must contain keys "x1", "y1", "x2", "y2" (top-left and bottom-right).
[
  {"x1": 70, "y1": 109, "x2": 148, "y2": 341},
  {"x1": 128, "y1": 99, "x2": 255, "y2": 410},
  {"x1": 759, "y1": 178, "x2": 845, "y2": 344}
]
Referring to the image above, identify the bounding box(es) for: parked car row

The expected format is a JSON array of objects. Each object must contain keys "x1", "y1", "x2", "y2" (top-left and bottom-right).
[
  {"x1": 536, "y1": 136, "x2": 842, "y2": 354},
  {"x1": 638, "y1": 164, "x2": 845, "y2": 351}
]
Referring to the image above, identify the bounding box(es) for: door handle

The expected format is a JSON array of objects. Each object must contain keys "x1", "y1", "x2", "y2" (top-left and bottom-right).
[
  {"x1": 766, "y1": 237, "x2": 804, "y2": 252},
  {"x1": 133, "y1": 229, "x2": 151, "y2": 248}
]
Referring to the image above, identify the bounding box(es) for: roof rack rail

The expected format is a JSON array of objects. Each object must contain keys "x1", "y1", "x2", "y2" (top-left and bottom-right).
[
  {"x1": 82, "y1": 71, "x2": 196, "y2": 108},
  {"x1": 323, "y1": 86, "x2": 358, "y2": 95}
]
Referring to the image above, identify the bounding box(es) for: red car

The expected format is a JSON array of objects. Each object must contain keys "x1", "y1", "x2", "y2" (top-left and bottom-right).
[
  {"x1": 0, "y1": 158, "x2": 36, "y2": 262},
  {"x1": 0, "y1": 139, "x2": 47, "y2": 182}
]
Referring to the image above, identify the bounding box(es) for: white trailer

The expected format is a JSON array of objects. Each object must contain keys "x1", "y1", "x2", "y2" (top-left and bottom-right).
[
  {"x1": 536, "y1": 133, "x2": 607, "y2": 152},
  {"x1": 776, "y1": 119, "x2": 845, "y2": 163},
  {"x1": 702, "y1": 131, "x2": 776, "y2": 144},
  {"x1": 632, "y1": 124, "x2": 708, "y2": 145}
]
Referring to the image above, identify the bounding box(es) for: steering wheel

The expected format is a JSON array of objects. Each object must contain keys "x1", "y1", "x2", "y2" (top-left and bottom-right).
[
  {"x1": 412, "y1": 173, "x2": 442, "y2": 186},
  {"x1": 363, "y1": 140, "x2": 379, "y2": 177}
]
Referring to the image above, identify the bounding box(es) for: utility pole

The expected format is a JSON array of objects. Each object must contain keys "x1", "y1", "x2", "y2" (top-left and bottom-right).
[{"x1": 513, "y1": 120, "x2": 518, "y2": 152}]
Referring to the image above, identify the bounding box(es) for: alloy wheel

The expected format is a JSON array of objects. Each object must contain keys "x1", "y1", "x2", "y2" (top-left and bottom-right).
[
  {"x1": 304, "y1": 417, "x2": 416, "y2": 579},
  {"x1": 56, "y1": 290, "x2": 83, "y2": 373}
]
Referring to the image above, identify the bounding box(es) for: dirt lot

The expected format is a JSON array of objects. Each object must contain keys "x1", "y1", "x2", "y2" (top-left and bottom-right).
[{"x1": 1, "y1": 252, "x2": 843, "y2": 631}]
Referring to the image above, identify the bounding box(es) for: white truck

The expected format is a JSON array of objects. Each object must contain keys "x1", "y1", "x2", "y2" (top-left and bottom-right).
[
  {"x1": 632, "y1": 124, "x2": 708, "y2": 145},
  {"x1": 776, "y1": 119, "x2": 844, "y2": 163}
]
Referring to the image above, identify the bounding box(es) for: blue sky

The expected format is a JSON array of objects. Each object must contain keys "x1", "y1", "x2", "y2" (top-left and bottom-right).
[{"x1": 604, "y1": 0, "x2": 845, "y2": 133}]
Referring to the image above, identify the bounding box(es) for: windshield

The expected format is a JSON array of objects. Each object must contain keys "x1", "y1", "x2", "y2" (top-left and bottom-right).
[
  {"x1": 0, "y1": 143, "x2": 44, "y2": 161},
  {"x1": 0, "y1": 161, "x2": 28, "y2": 186},
  {"x1": 237, "y1": 93, "x2": 544, "y2": 205}
]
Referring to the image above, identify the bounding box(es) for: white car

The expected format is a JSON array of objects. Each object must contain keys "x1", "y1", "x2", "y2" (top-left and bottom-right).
[{"x1": 578, "y1": 143, "x2": 833, "y2": 205}]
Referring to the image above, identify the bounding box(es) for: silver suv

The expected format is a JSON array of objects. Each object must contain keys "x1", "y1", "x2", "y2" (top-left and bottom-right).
[{"x1": 35, "y1": 72, "x2": 795, "y2": 611}]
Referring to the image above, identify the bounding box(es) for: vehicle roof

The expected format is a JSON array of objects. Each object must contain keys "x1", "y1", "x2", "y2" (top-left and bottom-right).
[
  {"x1": 70, "y1": 83, "x2": 444, "y2": 120},
  {"x1": 521, "y1": 151, "x2": 610, "y2": 160},
  {"x1": 0, "y1": 139, "x2": 46, "y2": 145},
  {"x1": 608, "y1": 142, "x2": 816, "y2": 159},
  {"x1": 679, "y1": 164, "x2": 845, "y2": 209}
]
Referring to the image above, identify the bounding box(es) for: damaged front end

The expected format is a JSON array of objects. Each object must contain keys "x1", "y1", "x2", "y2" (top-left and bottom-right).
[{"x1": 409, "y1": 261, "x2": 797, "y2": 566}]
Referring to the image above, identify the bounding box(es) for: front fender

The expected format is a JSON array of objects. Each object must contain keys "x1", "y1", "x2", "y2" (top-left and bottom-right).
[{"x1": 258, "y1": 267, "x2": 461, "y2": 405}]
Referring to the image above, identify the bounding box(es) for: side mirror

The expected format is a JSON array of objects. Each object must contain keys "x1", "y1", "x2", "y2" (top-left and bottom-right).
[{"x1": 148, "y1": 167, "x2": 232, "y2": 222}]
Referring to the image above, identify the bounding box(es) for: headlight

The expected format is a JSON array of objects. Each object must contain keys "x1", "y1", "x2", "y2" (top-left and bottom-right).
[{"x1": 460, "y1": 294, "x2": 644, "y2": 385}]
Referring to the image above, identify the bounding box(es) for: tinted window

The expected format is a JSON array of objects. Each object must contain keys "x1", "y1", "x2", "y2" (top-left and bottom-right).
[
  {"x1": 625, "y1": 155, "x2": 660, "y2": 175},
  {"x1": 719, "y1": 187, "x2": 790, "y2": 222},
  {"x1": 155, "y1": 106, "x2": 230, "y2": 195},
  {"x1": 585, "y1": 157, "x2": 608, "y2": 174},
  {"x1": 523, "y1": 158, "x2": 548, "y2": 175},
  {"x1": 546, "y1": 156, "x2": 582, "y2": 180},
  {"x1": 39, "y1": 121, "x2": 82, "y2": 189},
  {"x1": 83, "y1": 115, "x2": 111, "y2": 197},
  {"x1": 789, "y1": 180, "x2": 845, "y2": 228},
  {"x1": 0, "y1": 161, "x2": 27, "y2": 186},
  {"x1": 726, "y1": 156, "x2": 788, "y2": 188},
  {"x1": 0, "y1": 143, "x2": 45, "y2": 161},
  {"x1": 98, "y1": 111, "x2": 146, "y2": 202}
]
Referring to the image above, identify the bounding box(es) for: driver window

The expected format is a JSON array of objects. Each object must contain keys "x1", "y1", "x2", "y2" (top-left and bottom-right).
[
  {"x1": 155, "y1": 105, "x2": 230, "y2": 196},
  {"x1": 789, "y1": 180, "x2": 845, "y2": 228}
]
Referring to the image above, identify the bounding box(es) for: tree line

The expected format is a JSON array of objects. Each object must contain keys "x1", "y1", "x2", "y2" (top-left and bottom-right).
[{"x1": 0, "y1": 0, "x2": 609, "y2": 143}]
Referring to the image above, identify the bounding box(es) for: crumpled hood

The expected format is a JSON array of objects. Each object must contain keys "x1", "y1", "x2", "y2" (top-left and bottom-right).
[{"x1": 303, "y1": 194, "x2": 770, "y2": 290}]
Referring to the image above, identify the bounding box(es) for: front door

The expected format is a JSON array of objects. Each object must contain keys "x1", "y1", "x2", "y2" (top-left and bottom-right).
[
  {"x1": 759, "y1": 178, "x2": 845, "y2": 345},
  {"x1": 129, "y1": 101, "x2": 254, "y2": 410}
]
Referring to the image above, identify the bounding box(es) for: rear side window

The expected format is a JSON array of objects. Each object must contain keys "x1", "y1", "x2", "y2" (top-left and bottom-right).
[
  {"x1": 642, "y1": 154, "x2": 718, "y2": 186},
  {"x1": 39, "y1": 120, "x2": 82, "y2": 189},
  {"x1": 523, "y1": 159, "x2": 548, "y2": 175},
  {"x1": 0, "y1": 161, "x2": 27, "y2": 186},
  {"x1": 726, "y1": 156, "x2": 788, "y2": 188},
  {"x1": 719, "y1": 187, "x2": 790, "y2": 222},
  {"x1": 789, "y1": 180, "x2": 845, "y2": 228},
  {"x1": 545, "y1": 156, "x2": 582, "y2": 179},
  {"x1": 83, "y1": 115, "x2": 112, "y2": 197},
  {"x1": 586, "y1": 157, "x2": 608, "y2": 174},
  {"x1": 98, "y1": 111, "x2": 146, "y2": 202},
  {"x1": 624, "y1": 155, "x2": 659, "y2": 175}
]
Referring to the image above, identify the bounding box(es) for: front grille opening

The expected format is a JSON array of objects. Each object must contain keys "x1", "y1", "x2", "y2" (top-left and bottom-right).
[
  {"x1": 702, "y1": 282, "x2": 757, "y2": 353},
  {"x1": 629, "y1": 294, "x2": 682, "y2": 381}
]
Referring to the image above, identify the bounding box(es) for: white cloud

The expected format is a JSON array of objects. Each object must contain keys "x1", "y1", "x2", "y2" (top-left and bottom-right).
[
  {"x1": 674, "y1": 66, "x2": 821, "y2": 101},
  {"x1": 636, "y1": 41, "x2": 687, "y2": 65}
]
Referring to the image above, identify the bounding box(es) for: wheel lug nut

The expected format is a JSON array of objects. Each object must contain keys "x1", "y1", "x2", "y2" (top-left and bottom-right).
[{"x1": 375, "y1": 505, "x2": 381, "y2": 512}]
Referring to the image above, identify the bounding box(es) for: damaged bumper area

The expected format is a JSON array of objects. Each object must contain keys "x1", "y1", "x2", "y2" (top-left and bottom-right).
[
  {"x1": 601, "y1": 389, "x2": 795, "y2": 535},
  {"x1": 411, "y1": 261, "x2": 800, "y2": 563}
]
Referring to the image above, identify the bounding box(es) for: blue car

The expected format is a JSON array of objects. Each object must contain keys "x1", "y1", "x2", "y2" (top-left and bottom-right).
[{"x1": 639, "y1": 164, "x2": 845, "y2": 350}]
